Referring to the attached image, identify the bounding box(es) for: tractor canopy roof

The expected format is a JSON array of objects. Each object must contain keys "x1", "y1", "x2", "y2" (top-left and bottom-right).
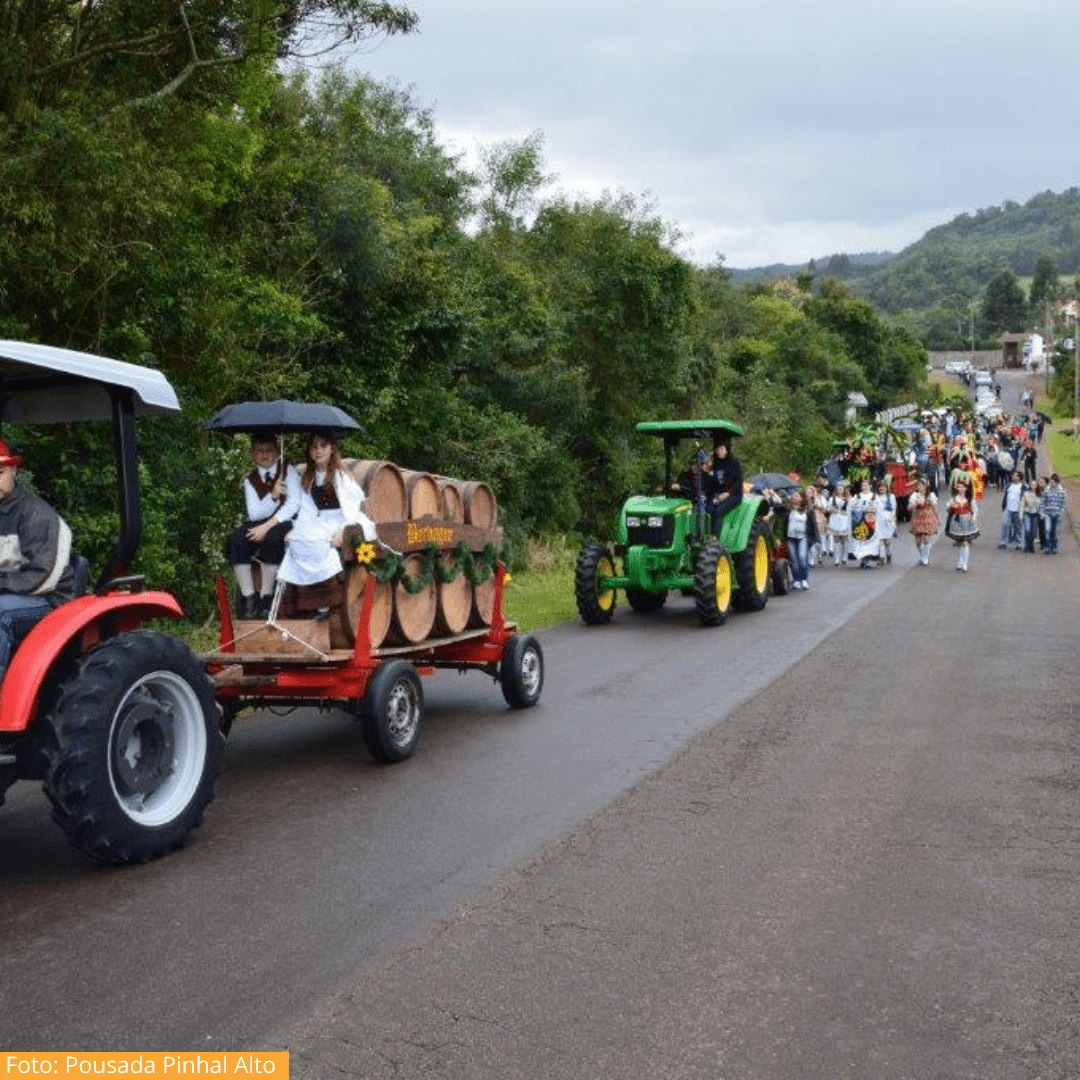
[
  {"x1": 0, "y1": 340, "x2": 180, "y2": 425},
  {"x1": 635, "y1": 419, "x2": 744, "y2": 446}
]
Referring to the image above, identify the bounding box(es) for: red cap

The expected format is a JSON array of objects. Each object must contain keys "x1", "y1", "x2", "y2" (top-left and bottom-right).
[{"x1": 0, "y1": 440, "x2": 24, "y2": 468}]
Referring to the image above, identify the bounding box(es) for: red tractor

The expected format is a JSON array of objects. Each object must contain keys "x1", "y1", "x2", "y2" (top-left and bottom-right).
[{"x1": 0, "y1": 343, "x2": 542, "y2": 864}]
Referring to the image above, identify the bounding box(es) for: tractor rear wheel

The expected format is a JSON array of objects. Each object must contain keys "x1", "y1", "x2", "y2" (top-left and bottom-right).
[
  {"x1": 733, "y1": 519, "x2": 771, "y2": 611},
  {"x1": 43, "y1": 631, "x2": 222, "y2": 864},
  {"x1": 694, "y1": 541, "x2": 734, "y2": 626},
  {"x1": 575, "y1": 543, "x2": 617, "y2": 625}
]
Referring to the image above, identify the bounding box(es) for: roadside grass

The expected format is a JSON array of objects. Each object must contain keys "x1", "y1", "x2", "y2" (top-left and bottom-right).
[
  {"x1": 1035, "y1": 392, "x2": 1080, "y2": 479},
  {"x1": 503, "y1": 534, "x2": 579, "y2": 632}
]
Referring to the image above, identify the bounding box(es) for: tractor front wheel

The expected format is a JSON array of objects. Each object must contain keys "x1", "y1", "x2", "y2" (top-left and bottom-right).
[
  {"x1": 575, "y1": 543, "x2": 617, "y2": 625},
  {"x1": 694, "y1": 541, "x2": 734, "y2": 626},
  {"x1": 43, "y1": 631, "x2": 222, "y2": 864}
]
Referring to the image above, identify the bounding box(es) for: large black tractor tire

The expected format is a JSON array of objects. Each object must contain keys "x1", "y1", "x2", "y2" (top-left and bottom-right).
[
  {"x1": 575, "y1": 543, "x2": 617, "y2": 625},
  {"x1": 694, "y1": 541, "x2": 734, "y2": 626},
  {"x1": 500, "y1": 634, "x2": 544, "y2": 709},
  {"x1": 43, "y1": 631, "x2": 222, "y2": 865},
  {"x1": 360, "y1": 660, "x2": 424, "y2": 764},
  {"x1": 626, "y1": 587, "x2": 667, "y2": 614},
  {"x1": 733, "y1": 519, "x2": 771, "y2": 612}
]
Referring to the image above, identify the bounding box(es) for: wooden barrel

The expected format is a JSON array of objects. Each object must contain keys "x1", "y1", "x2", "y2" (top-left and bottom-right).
[
  {"x1": 390, "y1": 553, "x2": 437, "y2": 644},
  {"x1": 462, "y1": 480, "x2": 498, "y2": 529},
  {"x1": 436, "y1": 477, "x2": 465, "y2": 523},
  {"x1": 341, "y1": 565, "x2": 393, "y2": 648},
  {"x1": 469, "y1": 569, "x2": 497, "y2": 628},
  {"x1": 435, "y1": 555, "x2": 472, "y2": 636},
  {"x1": 346, "y1": 460, "x2": 407, "y2": 523},
  {"x1": 401, "y1": 469, "x2": 442, "y2": 520}
]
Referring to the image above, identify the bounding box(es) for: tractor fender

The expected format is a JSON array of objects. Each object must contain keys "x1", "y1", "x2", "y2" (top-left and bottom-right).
[
  {"x1": 719, "y1": 495, "x2": 765, "y2": 552},
  {"x1": 0, "y1": 591, "x2": 184, "y2": 733}
]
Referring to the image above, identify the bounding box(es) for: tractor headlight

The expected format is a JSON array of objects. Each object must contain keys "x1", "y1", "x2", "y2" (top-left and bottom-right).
[
  {"x1": 647, "y1": 515, "x2": 664, "y2": 528},
  {"x1": 625, "y1": 515, "x2": 641, "y2": 528}
]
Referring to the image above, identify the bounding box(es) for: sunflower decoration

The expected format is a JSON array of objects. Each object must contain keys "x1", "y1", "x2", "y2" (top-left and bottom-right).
[{"x1": 354, "y1": 541, "x2": 379, "y2": 566}]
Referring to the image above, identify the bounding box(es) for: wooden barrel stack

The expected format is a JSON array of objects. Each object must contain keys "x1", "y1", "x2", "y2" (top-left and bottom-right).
[{"x1": 338, "y1": 460, "x2": 502, "y2": 649}]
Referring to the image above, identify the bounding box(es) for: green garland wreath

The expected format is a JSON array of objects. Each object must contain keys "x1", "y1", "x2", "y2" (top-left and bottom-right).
[{"x1": 358, "y1": 538, "x2": 511, "y2": 592}]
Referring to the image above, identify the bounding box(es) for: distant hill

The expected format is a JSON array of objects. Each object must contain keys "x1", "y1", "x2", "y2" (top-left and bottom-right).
[
  {"x1": 727, "y1": 251, "x2": 893, "y2": 286},
  {"x1": 729, "y1": 188, "x2": 1080, "y2": 314}
]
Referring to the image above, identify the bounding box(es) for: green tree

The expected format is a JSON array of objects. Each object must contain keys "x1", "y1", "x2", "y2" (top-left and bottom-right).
[
  {"x1": 1029, "y1": 254, "x2": 1060, "y2": 315},
  {"x1": 980, "y1": 269, "x2": 1028, "y2": 337}
]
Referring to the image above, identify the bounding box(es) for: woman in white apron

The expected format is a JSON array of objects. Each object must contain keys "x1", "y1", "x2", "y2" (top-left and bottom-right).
[
  {"x1": 826, "y1": 482, "x2": 851, "y2": 566},
  {"x1": 278, "y1": 433, "x2": 376, "y2": 589},
  {"x1": 848, "y1": 479, "x2": 880, "y2": 568}
]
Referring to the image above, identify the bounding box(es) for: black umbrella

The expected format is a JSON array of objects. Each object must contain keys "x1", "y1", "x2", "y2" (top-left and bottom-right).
[
  {"x1": 205, "y1": 400, "x2": 363, "y2": 437},
  {"x1": 748, "y1": 471, "x2": 801, "y2": 494}
]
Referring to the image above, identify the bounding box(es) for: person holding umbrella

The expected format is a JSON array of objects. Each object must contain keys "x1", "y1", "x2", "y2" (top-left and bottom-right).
[
  {"x1": 277, "y1": 432, "x2": 376, "y2": 611},
  {"x1": 226, "y1": 432, "x2": 303, "y2": 618}
]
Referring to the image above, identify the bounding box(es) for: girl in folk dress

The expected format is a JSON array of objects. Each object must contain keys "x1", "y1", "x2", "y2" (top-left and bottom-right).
[
  {"x1": 848, "y1": 479, "x2": 880, "y2": 569},
  {"x1": 945, "y1": 475, "x2": 979, "y2": 573},
  {"x1": 907, "y1": 478, "x2": 939, "y2": 566},
  {"x1": 277, "y1": 433, "x2": 377, "y2": 590},
  {"x1": 874, "y1": 479, "x2": 897, "y2": 565},
  {"x1": 827, "y1": 482, "x2": 851, "y2": 567}
]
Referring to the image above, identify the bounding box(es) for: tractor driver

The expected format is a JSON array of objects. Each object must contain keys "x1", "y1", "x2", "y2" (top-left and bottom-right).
[
  {"x1": 0, "y1": 440, "x2": 77, "y2": 685},
  {"x1": 702, "y1": 434, "x2": 743, "y2": 536}
]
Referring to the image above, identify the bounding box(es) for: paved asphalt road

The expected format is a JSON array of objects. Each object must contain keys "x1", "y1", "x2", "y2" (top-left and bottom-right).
[
  {"x1": 274, "y1": 389, "x2": 1080, "y2": 1078},
  {"x1": 4, "y1": 371, "x2": 1079, "y2": 1077}
]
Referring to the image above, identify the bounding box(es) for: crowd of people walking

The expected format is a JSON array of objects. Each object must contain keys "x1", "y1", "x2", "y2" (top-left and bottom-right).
[{"x1": 768, "y1": 393, "x2": 1068, "y2": 590}]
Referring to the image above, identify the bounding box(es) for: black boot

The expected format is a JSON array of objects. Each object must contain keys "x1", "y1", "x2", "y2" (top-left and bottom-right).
[
  {"x1": 239, "y1": 593, "x2": 257, "y2": 619},
  {"x1": 257, "y1": 594, "x2": 273, "y2": 618}
]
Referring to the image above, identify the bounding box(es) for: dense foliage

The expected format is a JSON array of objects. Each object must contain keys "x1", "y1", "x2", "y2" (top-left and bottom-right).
[{"x1": 0, "y1": 1, "x2": 926, "y2": 619}]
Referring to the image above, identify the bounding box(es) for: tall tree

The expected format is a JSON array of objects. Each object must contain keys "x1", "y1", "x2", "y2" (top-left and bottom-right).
[
  {"x1": 1029, "y1": 254, "x2": 1060, "y2": 315},
  {"x1": 980, "y1": 269, "x2": 1028, "y2": 337}
]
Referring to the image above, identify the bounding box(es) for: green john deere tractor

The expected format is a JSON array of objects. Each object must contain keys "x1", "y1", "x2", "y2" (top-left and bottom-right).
[{"x1": 575, "y1": 420, "x2": 771, "y2": 627}]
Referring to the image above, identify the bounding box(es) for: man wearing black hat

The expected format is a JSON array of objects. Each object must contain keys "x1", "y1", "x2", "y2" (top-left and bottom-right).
[
  {"x1": 0, "y1": 440, "x2": 76, "y2": 682},
  {"x1": 703, "y1": 435, "x2": 743, "y2": 536}
]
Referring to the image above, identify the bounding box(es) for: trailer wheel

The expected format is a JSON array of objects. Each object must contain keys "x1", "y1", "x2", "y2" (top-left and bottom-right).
[
  {"x1": 360, "y1": 661, "x2": 424, "y2": 763},
  {"x1": 500, "y1": 634, "x2": 544, "y2": 709},
  {"x1": 694, "y1": 541, "x2": 733, "y2": 626},
  {"x1": 771, "y1": 557, "x2": 793, "y2": 596},
  {"x1": 575, "y1": 543, "x2": 617, "y2": 625},
  {"x1": 43, "y1": 631, "x2": 221, "y2": 864},
  {"x1": 733, "y1": 519, "x2": 770, "y2": 611}
]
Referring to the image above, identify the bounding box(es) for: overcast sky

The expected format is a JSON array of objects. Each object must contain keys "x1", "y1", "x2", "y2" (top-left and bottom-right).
[{"x1": 352, "y1": 0, "x2": 1080, "y2": 268}]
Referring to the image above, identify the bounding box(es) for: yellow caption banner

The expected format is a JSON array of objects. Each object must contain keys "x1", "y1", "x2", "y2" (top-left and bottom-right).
[{"x1": 2, "y1": 1055, "x2": 288, "y2": 1077}]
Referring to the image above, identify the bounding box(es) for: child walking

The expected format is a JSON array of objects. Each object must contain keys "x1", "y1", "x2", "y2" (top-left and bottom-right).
[
  {"x1": 827, "y1": 482, "x2": 851, "y2": 567},
  {"x1": 945, "y1": 476, "x2": 979, "y2": 572},
  {"x1": 907, "y1": 478, "x2": 939, "y2": 566}
]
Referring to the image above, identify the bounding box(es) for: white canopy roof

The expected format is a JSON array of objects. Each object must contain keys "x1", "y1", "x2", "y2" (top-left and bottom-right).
[{"x1": 0, "y1": 340, "x2": 180, "y2": 424}]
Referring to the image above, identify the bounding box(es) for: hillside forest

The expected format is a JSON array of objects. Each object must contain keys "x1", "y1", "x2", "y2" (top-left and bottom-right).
[{"x1": 2, "y1": 2, "x2": 932, "y2": 619}]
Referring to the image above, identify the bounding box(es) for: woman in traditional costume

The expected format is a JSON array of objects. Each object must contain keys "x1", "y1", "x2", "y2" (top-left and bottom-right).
[
  {"x1": 873, "y1": 479, "x2": 897, "y2": 565},
  {"x1": 907, "y1": 478, "x2": 939, "y2": 566},
  {"x1": 848, "y1": 479, "x2": 880, "y2": 569},
  {"x1": 278, "y1": 434, "x2": 377, "y2": 606},
  {"x1": 945, "y1": 475, "x2": 978, "y2": 573},
  {"x1": 826, "y1": 482, "x2": 851, "y2": 566}
]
